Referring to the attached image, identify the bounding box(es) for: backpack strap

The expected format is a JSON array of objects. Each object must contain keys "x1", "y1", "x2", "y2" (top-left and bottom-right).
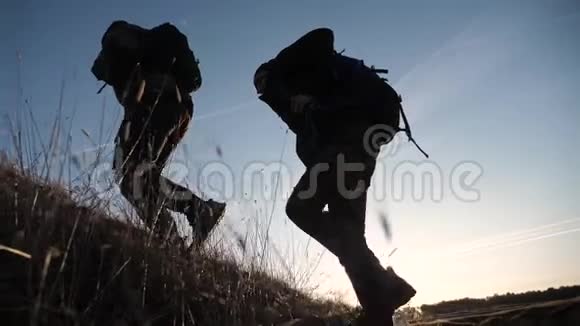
[
  {"x1": 97, "y1": 82, "x2": 107, "y2": 94},
  {"x1": 372, "y1": 67, "x2": 429, "y2": 158},
  {"x1": 398, "y1": 99, "x2": 429, "y2": 158}
]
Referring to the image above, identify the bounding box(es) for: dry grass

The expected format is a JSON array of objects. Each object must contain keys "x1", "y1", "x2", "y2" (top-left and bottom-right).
[
  {"x1": 0, "y1": 61, "x2": 357, "y2": 325},
  {"x1": 0, "y1": 158, "x2": 356, "y2": 325}
]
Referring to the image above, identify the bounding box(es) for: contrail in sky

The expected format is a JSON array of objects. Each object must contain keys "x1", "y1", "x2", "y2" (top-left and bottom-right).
[
  {"x1": 445, "y1": 217, "x2": 580, "y2": 259},
  {"x1": 195, "y1": 99, "x2": 255, "y2": 121},
  {"x1": 69, "y1": 98, "x2": 257, "y2": 158}
]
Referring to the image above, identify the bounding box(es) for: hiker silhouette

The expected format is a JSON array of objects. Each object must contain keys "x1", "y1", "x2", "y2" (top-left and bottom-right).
[
  {"x1": 255, "y1": 28, "x2": 417, "y2": 325},
  {"x1": 91, "y1": 20, "x2": 225, "y2": 244}
]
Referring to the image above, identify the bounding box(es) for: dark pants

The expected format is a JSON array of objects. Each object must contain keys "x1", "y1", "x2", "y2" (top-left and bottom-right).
[
  {"x1": 286, "y1": 146, "x2": 381, "y2": 273},
  {"x1": 113, "y1": 84, "x2": 206, "y2": 238}
]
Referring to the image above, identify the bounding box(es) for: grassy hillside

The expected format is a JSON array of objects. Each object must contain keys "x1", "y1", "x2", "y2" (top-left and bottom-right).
[{"x1": 0, "y1": 159, "x2": 355, "y2": 325}]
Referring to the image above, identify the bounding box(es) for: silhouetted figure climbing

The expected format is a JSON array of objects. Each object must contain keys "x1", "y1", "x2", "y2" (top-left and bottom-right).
[
  {"x1": 255, "y1": 28, "x2": 421, "y2": 325},
  {"x1": 91, "y1": 20, "x2": 225, "y2": 244}
]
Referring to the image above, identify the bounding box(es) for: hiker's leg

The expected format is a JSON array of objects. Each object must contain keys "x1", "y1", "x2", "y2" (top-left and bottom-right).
[
  {"x1": 141, "y1": 164, "x2": 178, "y2": 237},
  {"x1": 157, "y1": 176, "x2": 207, "y2": 214},
  {"x1": 328, "y1": 149, "x2": 378, "y2": 265},
  {"x1": 327, "y1": 190, "x2": 393, "y2": 325},
  {"x1": 114, "y1": 118, "x2": 176, "y2": 238},
  {"x1": 327, "y1": 188, "x2": 388, "y2": 314},
  {"x1": 118, "y1": 161, "x2": 176, "y2": 237},
  {"x1": 286, "y1": 157, "x2": 350, "y2": 256},
  {"x1": 149, "y1": 93, "x2": 225, "y2": 243},
  {"x1": 114, "y1": 121, "x2": 142, "y2": 210},
  {"x1": 149, "y1": 95, "x2": 207, "y2": 217},
  {"x1": 327, "y1": 191, "x2": 379, "y2": 269},
  {"x1": 327, "y1": 151, "x2": 415, "y2": 323},
  {"x1": 157, "y1": 172, "x2": 225, "y2": 244},
  {"x1": 286, "y1": 148, "x2": 376, "y2": 257}
]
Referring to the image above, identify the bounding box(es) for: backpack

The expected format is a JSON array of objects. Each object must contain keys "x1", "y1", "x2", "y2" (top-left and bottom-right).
[
  {"x1": 332, "y1": 53, "x2": 429, "y2": 158},
  {"x1": 92, "y1": 21, "x2": 202, "y2": 94}
]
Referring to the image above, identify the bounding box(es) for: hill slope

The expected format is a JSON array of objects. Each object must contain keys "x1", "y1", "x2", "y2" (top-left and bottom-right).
[
  {"x1": 4, "y1": 159, "x2": 579, "y2": 326},
  {"x1": 0, "y1": 160, "x2": 354, "y2": 325}
]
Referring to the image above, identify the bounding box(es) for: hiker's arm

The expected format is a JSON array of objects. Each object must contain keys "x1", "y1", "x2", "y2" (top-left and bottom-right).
[{"x1": 255, "y1": 63, "x2": 305, "y2": 134}]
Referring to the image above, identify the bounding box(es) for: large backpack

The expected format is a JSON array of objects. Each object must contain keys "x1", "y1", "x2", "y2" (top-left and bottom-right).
[
  {"x1": 91, "y1": 21, "x2": 202, "y2": 94},
  {"x1": 331, "y1": 53, "x2": 429, "y2": 158}
]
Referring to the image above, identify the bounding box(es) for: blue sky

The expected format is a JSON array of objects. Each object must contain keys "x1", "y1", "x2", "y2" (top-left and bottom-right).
[{"x1": 1, "y1": 0, "x2": 579, "y2": 305}]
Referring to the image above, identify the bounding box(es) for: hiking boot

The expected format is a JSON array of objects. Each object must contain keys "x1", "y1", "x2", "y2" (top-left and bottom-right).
[
  {"x1": 348, "y1": 265, "x2": 416, "y2": 325},
  {"x1": 188, "y1": 199, "x2": 226, "y2": 245},
  {"x1": 350, "y1": 312, "x2": 393, "y2": 326},
  {"x1": 377, "y1": 267, "x2": 416, "y2": 310}
]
